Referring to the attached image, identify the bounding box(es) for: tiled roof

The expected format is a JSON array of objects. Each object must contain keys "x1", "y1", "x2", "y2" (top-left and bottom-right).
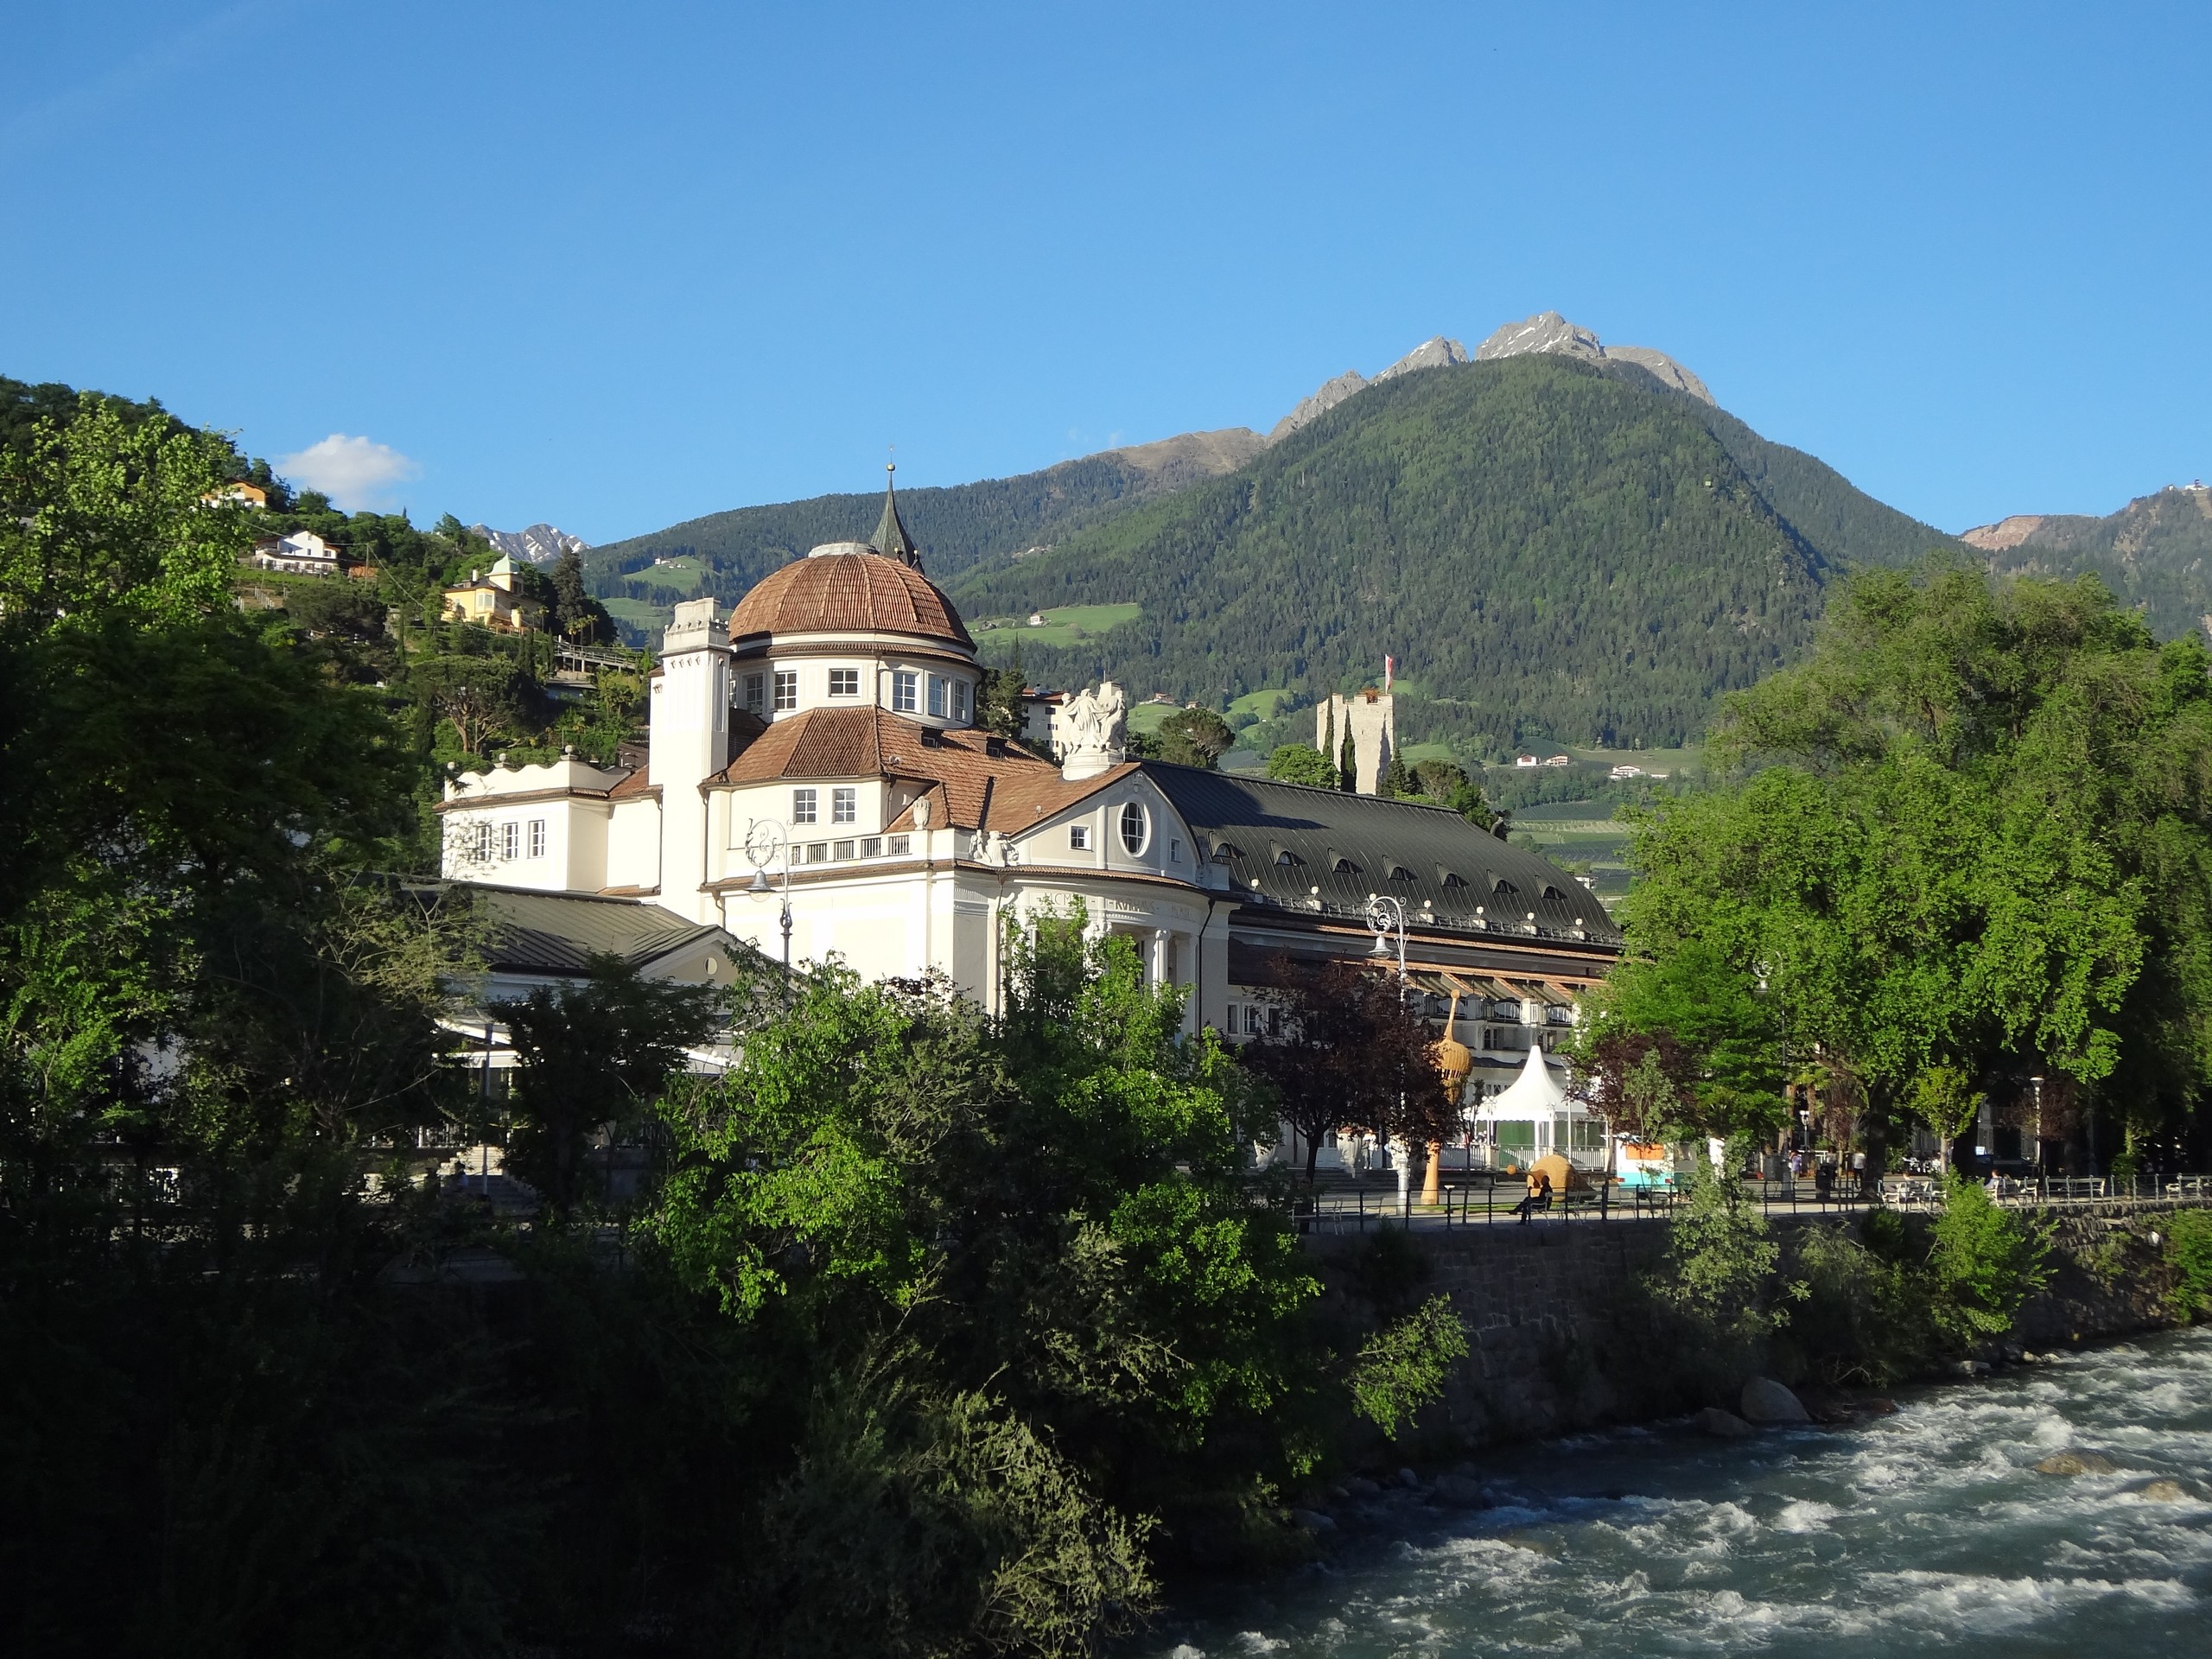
[
  {"x1": 709, "y1": 708, "x2": 1127, "y2": 832},
  {"x1": 727, "y1": 550, "x2": 974, "y2": 650}
]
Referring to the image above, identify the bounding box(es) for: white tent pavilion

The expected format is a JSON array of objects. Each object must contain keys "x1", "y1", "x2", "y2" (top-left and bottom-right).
[{"x1": 1471, "y1": 1043, "x2": 1606, "y2": 1172}]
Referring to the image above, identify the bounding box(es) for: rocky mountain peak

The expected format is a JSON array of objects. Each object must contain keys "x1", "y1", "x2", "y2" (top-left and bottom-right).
[
  {"x1": 1268, "y1": 369, "x2": 1370, "y2": 442},
  {"x1": 470, "y1": 522, "x2": 591, "y2": 564},
  {"x1": 1475, "y1": 311, "x2": 1606, "y2": 364},
  {"x1": 1475, "y1": 311, "x2": 1714, "y2": 405},
  {"x1": 1374, "y1": 334, "x2": 1472, "y2": 381}
]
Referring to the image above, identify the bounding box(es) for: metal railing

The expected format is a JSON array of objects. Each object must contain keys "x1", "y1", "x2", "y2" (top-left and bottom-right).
[{"x1": 1282, "y1": 1169, "x2": 2212, "y2": 1234}]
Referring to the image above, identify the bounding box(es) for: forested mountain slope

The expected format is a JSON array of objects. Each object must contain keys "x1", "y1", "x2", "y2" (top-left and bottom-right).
[
  {"x1": 950, "y1": 356, "x2": 1962, "y2": 753},
  {"x1": 1965, "y1": 486, "x2": 2212, "y2": 640},
  {"x1": 582, "y1": 429, "x2": 1262, "y2": 632}
]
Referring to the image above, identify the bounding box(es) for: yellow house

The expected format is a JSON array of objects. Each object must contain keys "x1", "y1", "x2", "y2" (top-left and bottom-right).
[{"x1": 442, "y1": 555, "x2": 545, "y2": 632}]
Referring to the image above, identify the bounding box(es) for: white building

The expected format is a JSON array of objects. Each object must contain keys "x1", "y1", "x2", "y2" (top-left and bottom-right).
[
  {"x1": 436, "y1": 475, "x2": 1620, "y2": 1103},
  {"x1": 246, "y1": 529, "x2": 340, "y2": 576}
]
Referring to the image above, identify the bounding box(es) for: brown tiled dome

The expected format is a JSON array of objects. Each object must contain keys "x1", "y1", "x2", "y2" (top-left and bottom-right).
[{"x1": 727, "y1": 550, "x2": 975, "y2": 652}]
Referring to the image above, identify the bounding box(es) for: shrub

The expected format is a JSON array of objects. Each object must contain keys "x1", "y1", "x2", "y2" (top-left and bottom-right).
[
  {"x1": 2166, "y1": 1210, "x2": 2212, "y2": 1320},
  {"x1": 1782, "y1": 1221, "x2": 1932, "y2": 1387},
  {"x1": 1925, "y1": 1176, "x2": 2052, "y2": 1346},
  {"x1": 1653, "y1": 1160, "x2": 1790, "y2": 1350}
]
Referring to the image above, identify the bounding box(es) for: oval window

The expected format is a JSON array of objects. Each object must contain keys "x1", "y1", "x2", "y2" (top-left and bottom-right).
[{"x1": 1119, "y1": 801, "x2": 1149, "y2": 855}]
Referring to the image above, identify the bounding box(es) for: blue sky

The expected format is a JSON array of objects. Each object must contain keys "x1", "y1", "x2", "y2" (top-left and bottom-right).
[{"x1": 4, "y1": 2, "x2": 2207, "y2": 543}]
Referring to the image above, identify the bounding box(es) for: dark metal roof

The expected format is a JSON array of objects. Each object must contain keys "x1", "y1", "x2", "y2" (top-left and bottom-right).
[
  {"x1": 463, "y1": 884, "x2": 743, "y2": 976},
  {"x1": 1142, "y1": 765, "x2": 1622, "y2": 947}
]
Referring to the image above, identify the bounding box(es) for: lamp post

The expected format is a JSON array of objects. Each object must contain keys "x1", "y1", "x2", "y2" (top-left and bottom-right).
[
  {"x1": 742, "y1": 818, "x2": 794, "y2": 969},
  {"x1": 1367, "y1": 893, "x2": 1410, "y2": 1211}
]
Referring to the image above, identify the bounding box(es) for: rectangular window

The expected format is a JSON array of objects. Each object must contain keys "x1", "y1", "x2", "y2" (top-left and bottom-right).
[
  {"x1": 1246, "y1": 1005, "x2": 1263, "y2": 1035},
  {"x1": 792, "y1": 788, "x2": 817, "y2": 824},
  {"x1": 527, "y1": 819, "x2": 546, "y2": 859},
  {"x1": 1268, "y1": 1007, "x2": 1283, "y2": 1037},
  {"x1": 887, "y1": 834, "x2": 911, "y2": 855},
  {"x1": 804, "y1": 842, "x2": 827, "y2": 863},
  {"x1": 893, "y1": 671, "x2": 918, "y2": 712},
  {"x1": 1069, "y1": 824, "x2": 1091, "y2": 850},
  {"x1": 829, "y1": 668, "x2": 859, "y2": 696},
  {"x1": 832, "y1": 839, "x2": 855, "y2": 861},
  {"x1": 499, "y1": 821, "x2": 519, "y2": 859},
  {"x1": 473, "y1": 822, "x2": 491, "y2": 859},
  {"x1": 861, "y1": 836, "x2": 882, "y2": 858},
  {"x1": 773, "y1": 670, "x2": 798, "y2": 712},
  {"x1": 1168, "y1": 837, "x2": 1182, "y2": 863},
  {"x1": 831, "y1": 786, "x2": 856, "y2": 824},
  {"x1": 927, "y1": 676, "x2": 947, "y2": 717},
  {"x1": 743, "y1": 673, "x2": 766, "y2": 714},
  {"x1": 950, "y1": 680, "x2": 969, "y2": 721}
]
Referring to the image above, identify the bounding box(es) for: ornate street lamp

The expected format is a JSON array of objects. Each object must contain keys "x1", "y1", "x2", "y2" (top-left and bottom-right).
[
  {"x1": 1365, "y1": 893, "x2": 1407, "y2": 984},
  {"x1": 743, "y1": 817, "x2": 794, "y2": 969}
]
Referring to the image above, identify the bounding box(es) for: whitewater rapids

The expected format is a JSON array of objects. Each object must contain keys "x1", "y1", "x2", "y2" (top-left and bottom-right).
[{"x1": 1142, "y1": 1326, "x2": 2212, "y2": 1656}]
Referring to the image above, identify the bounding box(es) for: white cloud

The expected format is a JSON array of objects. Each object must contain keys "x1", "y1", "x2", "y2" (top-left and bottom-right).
[{"x1": 278, "y1": 434, "x2": 422, "y2": 509}]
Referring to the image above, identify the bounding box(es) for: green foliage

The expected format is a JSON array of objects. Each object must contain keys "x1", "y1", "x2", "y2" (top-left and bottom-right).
[
  {"x1": 1614, "y1": 559, "x2": 2212, "y2": 1161},
  {"x1": 1266, "y1": 742, "x2": 1337, "y2": 786},
  {"x1": 1782, "y1": 1220, "x2": 1929, "y2": 1387},
  {"x1": 1925, "y1": 1177, "x2": 2053, "y2": 1344},
  {"x1": 1349, "y1": 1294, "x2": 1468, "y2": 1440},
  {"x1": 494, "y1": 956, "x2": 721, "y2": 1218},
  {"x1": 1653, "y1": 1162, "x2": 1793, "y2": 1357},
  {"x1": 0, "y1": 392, "x2": 248, "y2": 626},
  {"x1": 747, "y1": 1366, "x2": 1155, "y2": 1659},
  {"x1": 1156, "y1": 705, "x2": 1235, "y2": 769},
  {"x1": 953, "y1": 356, "x2": 1956, "y2": 749},
  {"x1": 2164, "y1": 1209, "x2": 2212, "y2": 1319}
]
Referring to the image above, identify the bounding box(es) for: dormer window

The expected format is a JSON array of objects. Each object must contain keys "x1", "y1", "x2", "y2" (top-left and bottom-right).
[
  {"x1": 1439, "y1": 869, "x2": 1467, "y2": 889},
  {"x1": 1389, "y1": 865, "x2": 1415, "y2": 882},
  {"x1": 893, "y1": 671, "x2": 918, "y2": 713},
  {"x1": 773, "y1": 670, "x2": 798, "y2": 712}
]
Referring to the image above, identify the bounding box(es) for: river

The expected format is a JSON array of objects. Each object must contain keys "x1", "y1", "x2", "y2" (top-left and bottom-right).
[{"x1": 1141, "y1": 1326, "x2": 2212, "y2": 1656}]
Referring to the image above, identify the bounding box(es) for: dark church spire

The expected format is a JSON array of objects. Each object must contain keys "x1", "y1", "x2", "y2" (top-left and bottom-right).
[{"x1": 873, "y1": 461, "x2": 920, "y2": 569}]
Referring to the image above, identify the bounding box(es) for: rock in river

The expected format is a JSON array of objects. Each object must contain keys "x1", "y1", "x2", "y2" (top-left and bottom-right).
[{"x1": 1740, "y1": 1377, "x2": 1811, "y2": 1424}]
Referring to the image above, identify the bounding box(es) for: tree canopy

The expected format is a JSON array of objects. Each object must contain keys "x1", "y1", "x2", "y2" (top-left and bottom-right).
[{"x1": 1586, "y1": 558, "x2": 2212, "y2": 1166}]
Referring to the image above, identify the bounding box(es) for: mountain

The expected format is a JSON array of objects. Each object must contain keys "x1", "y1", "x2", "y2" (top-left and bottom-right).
[
  {"x1": 1474, "y1": 310, "x2": 1714, "y2": 404},
  {"x1": 1267, "y1": 337, "x2": 1473, "y2": 442},
  {"x1": 470, "y1": 522, "x2": 590, "y2": 564},
  {"x1": 949, "y1": 352, "x2": 1960, "y2": 753},
  {"x1": 581, "y1": 431, "x2": 1262, "y2": 639},
  {"x1": 1962, "y1": 483, "x2": 2212, "y2": 639}
]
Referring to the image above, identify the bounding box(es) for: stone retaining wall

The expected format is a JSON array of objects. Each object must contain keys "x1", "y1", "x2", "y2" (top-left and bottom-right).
[{"x1": 1307, "y1": 1199, "x2": 2206, "y2": 1457}]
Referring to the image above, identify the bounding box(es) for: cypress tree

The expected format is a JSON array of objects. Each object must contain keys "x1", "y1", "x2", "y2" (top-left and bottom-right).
[{"x1": 1338, "y1": 728, "x2": 1357, "y2": 792}]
